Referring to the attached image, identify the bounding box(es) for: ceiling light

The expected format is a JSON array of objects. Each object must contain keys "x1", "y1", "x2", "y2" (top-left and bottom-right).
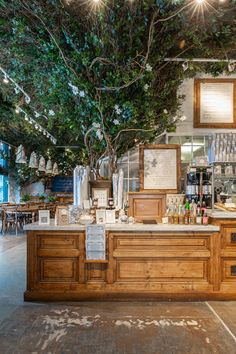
[{"x1": 196, "y1": 0, "x2": 205, "y2": 3}]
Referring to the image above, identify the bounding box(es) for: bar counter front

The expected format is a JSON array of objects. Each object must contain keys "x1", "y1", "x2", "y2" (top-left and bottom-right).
[{"x1": 24, "y1": 218, "x2": 236, "y2": 301}]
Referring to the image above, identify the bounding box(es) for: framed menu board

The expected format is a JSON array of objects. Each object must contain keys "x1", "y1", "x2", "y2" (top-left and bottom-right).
[
  {"x1": 194, "y1": 79, "x2": 236, "y2": 128},
  {"x1": 139, "y1": 144, "x2": 181, "y2": 193}
]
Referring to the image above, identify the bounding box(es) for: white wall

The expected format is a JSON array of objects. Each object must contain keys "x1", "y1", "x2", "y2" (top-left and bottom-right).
[{"x1": 176, "y1": 72, "x2": 236, "y2": 135}]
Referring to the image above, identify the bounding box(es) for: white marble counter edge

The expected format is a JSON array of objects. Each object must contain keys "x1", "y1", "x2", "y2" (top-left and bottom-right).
[
  {"x1": 24, "y1": 221, "x2": 220, "y2": 232},
  {"x1": 208, "y1": 211, "x2": 236, "y2": 219}
]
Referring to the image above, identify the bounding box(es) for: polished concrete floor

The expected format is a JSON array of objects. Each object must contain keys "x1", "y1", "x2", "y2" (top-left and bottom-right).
[{"x1": 0, "y1": 234, "x2": 236, "y2": 354}]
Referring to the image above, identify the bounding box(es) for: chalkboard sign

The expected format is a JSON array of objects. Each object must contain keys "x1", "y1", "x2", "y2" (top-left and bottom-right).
[{"x1": 51, "y1": 176, "x2": 73, "y2": 192}]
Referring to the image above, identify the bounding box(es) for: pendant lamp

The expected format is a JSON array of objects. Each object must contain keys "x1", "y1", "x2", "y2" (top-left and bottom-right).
[
  {"x1": 15, "y1": 144, "x2": 27, "y2": 164},
  {"x1": 38, "y1": 156, "x2": 46, "y2": 172},
  {"x1": 52, "y1": 162, "x2": 59, "y2": 175},
  {"x1": 46, "y1": 160, "x2": 53, "y2": 174},
  {"x1": 28, "y1": 151, "x2": 38, "y2": 169}
]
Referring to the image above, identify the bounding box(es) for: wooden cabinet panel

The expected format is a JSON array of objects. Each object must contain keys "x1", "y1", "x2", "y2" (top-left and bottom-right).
[
  {"x1": 38, "y1": 234, "x2": 79, "y2": 249},
  {"x1": 116, "y1": 260, "x2": 207, "y2": 281},
  {"x1": 115, "y1": 234, "x2": 209, "y2": 251},
  {"x1": 222, "y1": 227, "x2": 236, "y2": 249},
  {"x1": 128, "y1": 192, "x2": 166, "y2": 222},
  {"x1": 86, "y1": 263, "x2": 107, "y2": 282},
  {"x1": 39, "y1": 258, "x2": 77, "y2": 282},
  {"x1": 222, "y1": 259, "x2": 236, "y2": 280}
]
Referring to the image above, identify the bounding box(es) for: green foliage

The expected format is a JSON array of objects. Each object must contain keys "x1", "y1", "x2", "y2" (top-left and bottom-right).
[
  {"x1": 20, "y1": 194, "x2": 31, "y2": 202},
  {"x1": 0, "y1": 0, "x2": 235, "y2": 177}
]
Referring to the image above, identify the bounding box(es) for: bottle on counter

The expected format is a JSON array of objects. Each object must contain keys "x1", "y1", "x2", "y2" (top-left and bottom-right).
[
  {"x1": 173, "y1": 205, "x2": 179, "y2": 224},
  {"x1": 202, "y1": 210, "x2": 209, "y2": 225},
  {"x1": 201, "y1": 201, "x2": 207, "y2": 217},
  {"x1": 196, "y1": 202, "x2": 202, "y2": 225},
  {"x1": 189, "y1": 203, "x2": 196, "y2": 225},
  {"x1": 178, "y1": 205, "x2": 184, "y2": 225},
  {"x1": 183, "y1": 198, "x2": 190, "y2": 224},
  {"x1": 168, "y1": 205, "x2": 174, "y2": 224}
]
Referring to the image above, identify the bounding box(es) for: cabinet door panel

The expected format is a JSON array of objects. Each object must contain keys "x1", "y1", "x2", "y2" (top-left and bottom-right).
[
  {"x1": 116, "y1": 260, "x2": 208, "y2": 281},
  {"x1": 39, "y1": 258, "x2": 77, "y2": 282}
]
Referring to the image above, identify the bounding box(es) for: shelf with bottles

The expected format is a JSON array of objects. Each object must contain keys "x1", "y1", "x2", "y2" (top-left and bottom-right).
[
  {"x1": 212, "y1": 162, "x2": 236, "y2": 210},
  {"x1": 185, "y1": 165, "x2": 212, "y2": 208}
]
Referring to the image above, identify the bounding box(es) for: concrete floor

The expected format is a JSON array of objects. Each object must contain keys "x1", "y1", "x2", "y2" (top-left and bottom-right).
[{"x1": 0, "y1": 234, "x2": 236, "y2": 354}]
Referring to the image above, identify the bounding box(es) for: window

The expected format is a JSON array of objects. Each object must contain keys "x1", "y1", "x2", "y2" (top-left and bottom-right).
[{"x1": 0, "y1": 143, "x2": 9, "y2": 203}]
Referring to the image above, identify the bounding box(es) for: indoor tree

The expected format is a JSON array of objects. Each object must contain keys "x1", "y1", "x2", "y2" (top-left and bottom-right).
[{"x1": 0, "y1": 0, "x2": 235, "y2": 179}]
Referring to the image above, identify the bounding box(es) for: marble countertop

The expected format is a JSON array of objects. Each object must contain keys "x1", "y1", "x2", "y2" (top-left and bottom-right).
[
  {"x1": 24, "y1": 220, "x2": 220, "y2": 232},
  {"x1": 208, "y1": 211, "x2": 236, "y2": 219}
]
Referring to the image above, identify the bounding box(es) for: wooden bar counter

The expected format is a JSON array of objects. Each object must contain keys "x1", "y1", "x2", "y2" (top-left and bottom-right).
[{"x1": 23, "y1": 221, "x2": 236, "y2": 301}]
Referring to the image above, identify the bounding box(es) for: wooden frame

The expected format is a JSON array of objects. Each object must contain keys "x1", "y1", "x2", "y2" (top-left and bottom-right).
[
  {"x1": 194, "y1": 78, "x2": 236, "y2": 129},
  {"x1": 92, "y1": 188, "x2": 109, "y2": 208},
  {"x1": 38, "y1": 210, "x2": 50, "y2": 225},
  {"x1": 139, "y1": 144, "x2": 181, "y2": 193}
]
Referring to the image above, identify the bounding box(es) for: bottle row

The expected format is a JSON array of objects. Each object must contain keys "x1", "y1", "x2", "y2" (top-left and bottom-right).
[{"x1": 162, "y1": 199, "x2": 208, "y2": 226}]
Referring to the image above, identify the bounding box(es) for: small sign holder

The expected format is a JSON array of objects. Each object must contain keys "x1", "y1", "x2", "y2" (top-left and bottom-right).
[{"x1": 85, "y1": 225, "x2": 108, "y2": 263}]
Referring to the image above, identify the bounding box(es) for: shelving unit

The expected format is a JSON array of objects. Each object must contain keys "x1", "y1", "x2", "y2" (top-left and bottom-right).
[
  {"x1": 212, "y1": 162, "x2": 236, "y2": 210},
  {"x1": 186, "y1": 165, "x2": 213, "y2": 207}
]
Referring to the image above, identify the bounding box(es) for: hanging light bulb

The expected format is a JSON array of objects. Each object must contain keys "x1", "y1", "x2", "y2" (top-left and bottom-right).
[
  {"x1": 3, "y1": 75, "x2": 9, "y2": 84},
  {"x1": 228, "y1": 61, "x2": 236, "y2": 72},
  {"x1": 46, "y1": 160, "x2": 53, "y2": 174},
  {"x1": 15, "y1": 144, "x2": 27, "y2": 164},
  {"x1": 52, "y1": 162, "x2": 59, "y2": 175},
  {"x1": 29, "y1": 151, "x2": 38, "y2": 169},
  {"x1": 38, "y1": 156, "x2": 46, "y2": 172},
  {"x1": 25, "y1": 96, "x2": 31, "y2": 104},
  {"x1": 15, "y1": 106, "x2": 20, "y2": 114},
  {"x1": 24, "y1": 114, "x2": 29, "y2": 121},
  {"x1": 182, "y1": 61, "x2": 189, "y2": 72},
  {"x1": 14, "y1": 86, "x2": 20, "y2": 94}
]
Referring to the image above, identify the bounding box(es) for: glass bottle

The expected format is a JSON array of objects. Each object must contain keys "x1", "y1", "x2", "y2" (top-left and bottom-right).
[
  {"x1": 173, "y1": 206, "x2": 179, "y2": 224},
  {"x1": 202, "y1": 210, "x2": 209, "y2": 225},
  {"x1": 196, "y1": 202, "x2": 202, "y2": 225},
  {"x1": 178, "y1": 205, "x2": 184, "y2": 225},
  {"x1": 168, "y1": 205, "x2": 174, "y2": 224},
  {"x1": 189, "y1": 203, "x2": 196, "y2": 225}
]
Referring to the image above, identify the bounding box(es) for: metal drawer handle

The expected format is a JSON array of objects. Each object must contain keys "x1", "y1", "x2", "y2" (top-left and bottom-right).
[
  {"x1": 231, "y1": 265, "x2": 236, "y2": 276},
  {"x1": 231, "y1": 233, "x2": 236, "y2": 243}
]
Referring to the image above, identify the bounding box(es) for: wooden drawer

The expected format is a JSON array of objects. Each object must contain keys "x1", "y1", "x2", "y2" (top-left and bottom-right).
[
  {"x1": 113, "y1": 233, "x2": 210, "y2": 252},
  {"x1": 39, "y1": 258, "x2": 78, "y2": 282},
  {"x1": 116, "y1": 259, "x2": 209, "y2": 282},
  {"x1": 128, "y1": 192, "x2": 166, "y2": 222},
  {"x1": 221, "y1": 226, "x2": 236, "y2": 249},
  {"x1": 37, "y1": 234, "x2": 80, "y2": 249},
  {"x1": 222, "y1": 259, "x2": 236, "y2": 281}
]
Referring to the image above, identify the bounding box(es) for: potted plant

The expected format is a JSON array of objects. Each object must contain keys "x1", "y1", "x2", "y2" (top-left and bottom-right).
[
  {"x1": 20, "y1": 194, "x2": 31, "y2": 203},
  {"x1": 39, "y1": 194, "x2": 47, "y2": 202}
]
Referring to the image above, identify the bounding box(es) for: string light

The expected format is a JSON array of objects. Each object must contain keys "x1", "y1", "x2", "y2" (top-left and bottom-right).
[
  {"x1": 15, "y1": 106, "x2": 57, "y2": 145},
  {"x1": 182, "y1": 61, "x2": 189, "y2": 72},
  {"x1": 3, "y1": 74, "x2": 9, "y2": 84},
  {"x1": 228, "y1": 61, "x2": 236, "y2": 72},
  {"x1": 0, "y1": 65, "x2": 52, "y2": 121}
]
